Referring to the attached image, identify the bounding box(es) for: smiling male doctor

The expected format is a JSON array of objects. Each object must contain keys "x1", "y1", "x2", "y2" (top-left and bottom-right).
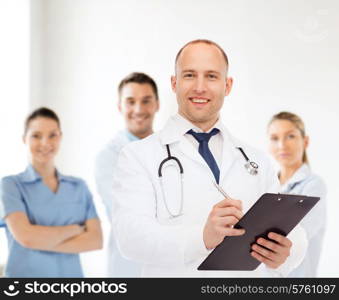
[
  {"x1": 95, "y1": 72, "x2": 159, "y2": 277},
  {"x1": 111, "y1": 39, "x2": 307, "y2": 277}
]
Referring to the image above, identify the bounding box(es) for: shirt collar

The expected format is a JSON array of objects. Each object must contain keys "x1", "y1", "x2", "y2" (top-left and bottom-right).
[
  {"x1": 124, "y1": 130, "x2": 140, "y2": 142},
  {"x1": 19, "y1": 164, "x2": 77, "y2": 183},
  {"x1": 280, "y1": 163, "x2": 311, "y2": 190},
  {"x1": 55, "y1": 170, "x2": 78, "y2": 183},
  {"x1": 160, "y1": 113, "x2": 228, "y2": 145},
  {"x1": 19, "y1": 165, "x2": 42, "y2": 183}
]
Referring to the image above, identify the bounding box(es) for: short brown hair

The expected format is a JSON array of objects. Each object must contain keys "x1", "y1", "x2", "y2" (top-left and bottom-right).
[
  {"x1": 268, "y1": 111, "x2": 309, "y2": 164},
  {"x1": 118, "y1": 72, "x2": 159, "y2": 100},
  {"x1": 175, "y1": 39, "x2": 229, "y2": 72}
]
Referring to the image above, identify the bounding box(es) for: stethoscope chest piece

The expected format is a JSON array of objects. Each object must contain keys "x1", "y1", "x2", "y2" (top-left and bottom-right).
[
  {"x1": 245, "y1": 160, "x2": 259, "y2": 175},
  {"x1": 237, "y1": 147, "x2": 259, "y2": 176}
]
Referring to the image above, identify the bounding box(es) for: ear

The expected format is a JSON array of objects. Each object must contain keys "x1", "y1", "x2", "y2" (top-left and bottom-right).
[
  {"x1": 171, "y1": 75, "x2": 177, "y2": 93},
  {"x1": 118, "y1": 100, "x2": 122, "y2": 113},
  {"x1": 304, "y1": 135, "x2": 309, "y2": 149},
  {"x1": 225, "y1": 77, "x2": 233, "y2": 96},
  {"x1": 155, "y1": 100, "x2": 160, "y2": 112}
]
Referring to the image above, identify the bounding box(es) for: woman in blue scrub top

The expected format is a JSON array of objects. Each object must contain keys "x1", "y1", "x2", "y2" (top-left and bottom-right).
[
  {"x1": 0, "y1": 107, "x2": 103, "y2": 277},
  {"x1": 267, "y1": 111, "x2": 326, "y2": 277}
]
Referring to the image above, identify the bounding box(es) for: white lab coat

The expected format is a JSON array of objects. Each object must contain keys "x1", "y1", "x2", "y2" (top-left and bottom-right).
[
  {"x1": 280, "y1": 164, "x2": 327, "y2": 277},
  {"x1": 95, "y1": 130, "x2": 142, "y2": 277},
  {"x1": 112, "y1": 116, "x2": 307, "y2": 277}
]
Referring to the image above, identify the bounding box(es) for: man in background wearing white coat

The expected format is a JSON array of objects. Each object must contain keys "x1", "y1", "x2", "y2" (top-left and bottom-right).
[
  {"x1": 112, "y1": 40, "x2": 307, "y2": 277},
  {"x1": 95, "y1": 72, "x2": 159, "y2": 277}
]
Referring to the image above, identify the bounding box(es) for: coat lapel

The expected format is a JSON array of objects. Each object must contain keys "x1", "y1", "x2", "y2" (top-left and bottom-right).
[
  {"x1": 218, "y1": 125, "x2": 242, "y2": 184},
  {"x1": 177, "y1": 135, "x2": 207, "y2": 167},
  {"x1": 159, "y1": 116, "x2": 214, "y2": 174}
]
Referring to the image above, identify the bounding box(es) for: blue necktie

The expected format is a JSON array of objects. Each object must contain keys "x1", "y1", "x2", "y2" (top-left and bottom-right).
[{"x1": 187, "y1": 128, "x2": 220, "y2": 183}]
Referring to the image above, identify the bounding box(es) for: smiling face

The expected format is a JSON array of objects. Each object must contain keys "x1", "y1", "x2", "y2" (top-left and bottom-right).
[
  {"x1": 171, "y1": 42, "x2": 233, "y2": 131},
  {"x1": 119, "y1": 82, "x2": 159, "y2": 139},
  {"x1": 24, "y1": 117, "x2": 62, "y2": 166},
  {"x1": 268, "y1": 119, "x2": 309, "y2": 169}
]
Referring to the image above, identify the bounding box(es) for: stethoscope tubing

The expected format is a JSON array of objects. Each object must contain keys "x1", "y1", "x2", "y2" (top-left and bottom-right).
[
  {"x1": 158, "y1": 145, "x2": 183, "y2": 177},
  {"x1": 158, "y1": 144, "x2": 184, "y2": 218},
  {"x1": 158, "y1": 143, "x2": 259, "y2": 218}
]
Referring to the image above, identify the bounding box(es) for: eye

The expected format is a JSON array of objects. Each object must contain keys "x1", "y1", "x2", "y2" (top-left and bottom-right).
[
  {"x1": 127, "y1": 100, "x2": 135, "y2": 105},
  {"x1": 32, "y1": 134, "x2": 40, "y2": 139},
  {"x1": 287, "y1": 134, "x2": 296, "y2": 139},
  {"x1": 270, "y1": 136, "x2": 278, "y2": 141},
  {"x1": 207, "y1": 73, "x2": 217, "y2": 79},
  {"x1": 183, "y1": 73, "x2": 194, "y2": 78}
]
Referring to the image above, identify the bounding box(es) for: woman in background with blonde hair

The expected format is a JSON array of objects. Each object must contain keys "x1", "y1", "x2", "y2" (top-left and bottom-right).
[{"x1": 267, "y1": 111, "x2": 326, "y2": 277}]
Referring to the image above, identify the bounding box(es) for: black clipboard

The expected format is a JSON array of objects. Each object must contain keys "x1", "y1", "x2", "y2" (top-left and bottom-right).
[{"x1": 198, "y1": 193, "x2": 319, "y2": 271}]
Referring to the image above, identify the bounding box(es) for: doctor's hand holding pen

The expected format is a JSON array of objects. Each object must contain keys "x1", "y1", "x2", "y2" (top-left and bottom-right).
[
  {"x1": 204, "y1": 194, "x2": 293, "y2": 269},
  {"x1": 203, "y1": 197, "x2": 245, "y2": 250}
]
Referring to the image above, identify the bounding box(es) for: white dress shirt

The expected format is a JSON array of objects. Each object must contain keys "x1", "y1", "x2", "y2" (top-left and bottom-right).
[{"x1": 173, "y1": 114, "x2": 223, "y2": 166}]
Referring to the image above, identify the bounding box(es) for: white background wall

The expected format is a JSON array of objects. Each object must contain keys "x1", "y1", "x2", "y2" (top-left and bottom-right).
[
  {"x1": 0, "y1": 0, "x2": 30, "y2": 270},
  {"x1": 1, "y1": 0, "x2": 338, "y2": 276}
]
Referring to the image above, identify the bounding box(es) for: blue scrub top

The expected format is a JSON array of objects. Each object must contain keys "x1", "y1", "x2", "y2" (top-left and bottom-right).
[{"x1": 0, "y1": 165, "x2": 98, "y2": 278}]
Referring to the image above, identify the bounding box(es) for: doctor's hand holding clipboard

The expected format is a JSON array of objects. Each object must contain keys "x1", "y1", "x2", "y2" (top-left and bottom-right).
[
  {"x1": 111, "y1": 39, "x2": 308, "y2": 278},
  {"x1": 203, "y1": 190, "x2": 292, "y2": 270}
]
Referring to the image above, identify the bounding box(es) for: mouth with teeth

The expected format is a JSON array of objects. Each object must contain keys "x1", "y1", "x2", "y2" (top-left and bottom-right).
[{"x1": 189, "y1": 97, "x2": 210, "y2": 105}]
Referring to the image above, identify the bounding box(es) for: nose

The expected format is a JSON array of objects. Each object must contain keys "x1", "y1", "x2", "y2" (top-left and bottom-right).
[
  {"x1": 133, "y1": 102, "x2": 144, "y2": 114},
  {"x1": 40, "y1": 137, "x2": 51, "y2": 147},
  {"x1": 193, "y1": 75, "x2": 207, "y2": 94},
  {"x1": 277, "y1": 138, "x2": 286, "y2": 149}
]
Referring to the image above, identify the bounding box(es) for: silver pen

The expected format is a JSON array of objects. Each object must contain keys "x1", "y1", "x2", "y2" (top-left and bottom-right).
[{"x1": 213, "y1": 181, "x2": 232, "y2": 200}]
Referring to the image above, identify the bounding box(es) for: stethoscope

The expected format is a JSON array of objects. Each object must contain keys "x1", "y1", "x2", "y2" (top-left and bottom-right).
[{"x1": 158, "y1": 144, "x2": 259, "y2": 218}]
